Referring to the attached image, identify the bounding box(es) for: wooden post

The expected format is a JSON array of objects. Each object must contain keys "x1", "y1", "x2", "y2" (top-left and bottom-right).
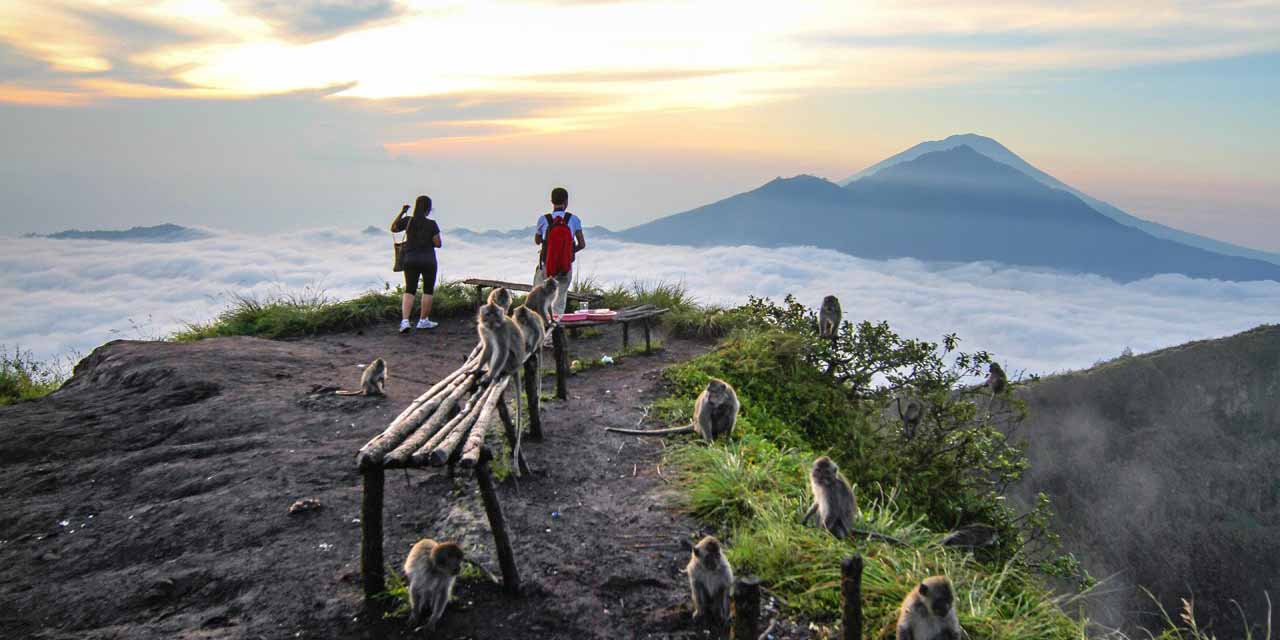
[
  {"x1": 643, "y1": 318, "x2": 652, "y2": 354},
  {"x1": 473, "y1": 285, "x2": 484, "y2": 310},
  {"x1": 496, "y1": 397, "x2": 532, "y2": 476},
  {"x1": 475, "y1": 447, "x2": 520, "y2": 594},
  {"x1": 524, "y1": 356, "x2": 542, "y2": 440},
  {"x1": 622, "y1": 321, "x2": 630, "y2": 350},
  {"x1": 841, "y1": 555, "x2": 863, "y2": 640},
  {"x1": 360, "y1": 466, "x2": 386, "y2": 607},
  {"x1": 552, "y1": 324, "x2": 568, "y2": 400},
  {"x1": 732, "y1": 576, "x2": 762, "y2": 640}
]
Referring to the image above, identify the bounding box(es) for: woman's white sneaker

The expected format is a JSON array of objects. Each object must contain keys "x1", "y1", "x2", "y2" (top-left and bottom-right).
[
  {"x1": 417, "y1": 318, "x2": 438, "y2": 330},
  {"x1": 399, "y1": 319, "x2": 411, "y2": 333}
]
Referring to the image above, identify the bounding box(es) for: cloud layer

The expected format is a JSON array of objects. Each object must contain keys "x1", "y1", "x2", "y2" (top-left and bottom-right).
[{"x1": 2, "y1": 228, "x2": 1277, "y2": 378}]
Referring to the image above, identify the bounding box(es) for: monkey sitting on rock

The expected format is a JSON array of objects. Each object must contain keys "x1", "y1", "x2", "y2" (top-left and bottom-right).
[{"x1": 605, "y1": 378, "x2": 739, "y2": 442}]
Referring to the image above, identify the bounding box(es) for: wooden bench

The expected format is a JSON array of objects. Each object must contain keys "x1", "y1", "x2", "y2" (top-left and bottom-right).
[
  {"x1": 559, "y1": 304, "x2": 669, "y2": 354},
  {"x1": 461, "y1": 278, "x2": 601, "y2": 309}
]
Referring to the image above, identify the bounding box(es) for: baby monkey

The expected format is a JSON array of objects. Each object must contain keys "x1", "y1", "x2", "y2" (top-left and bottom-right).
[
  {"x1": 895, "y1": 575, "x2": 962, "y2": 640},
  {"x1": 605, "y1": 378, "x2": 739, "y2": 442},
  {"x1": 804, "y1": 456, "x2": 860, "y2": 539},
  {"x1": 403, "y1": 538, "x2": 464, "y2": 632},
  {"x1": 686, "y1": 535, "x2": 733, "y2": 627},
  {"x1": 335, "y1": 358, "x2": 386, "y2": 396}
]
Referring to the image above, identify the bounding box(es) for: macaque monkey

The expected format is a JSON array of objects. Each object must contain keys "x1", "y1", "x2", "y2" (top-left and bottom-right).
[
  {"x1": 403, "y1": 538, "x2": 464, "y2": 632},
  {"x1": 686, "y1": 535, "x2": 733, "y2": 627},
  {"x1": 335, "y1": 358, "x2": 386, "y2": 396},
  {"x1": 605, "y1": 379, "x2": 739, "y2": 442}
]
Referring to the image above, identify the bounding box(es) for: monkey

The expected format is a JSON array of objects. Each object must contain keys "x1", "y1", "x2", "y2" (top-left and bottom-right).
[
  {"x1": 896, "y1": 395, "x2": 924, "y2": 440},
  {"x1": 476, "y1": 303, "x2": 525, "y2": 384},
  {"x1": 818, "y1": 295, "x2": 842, "y2": 340},
  {"x1": 895, "y1": 575, "x2": 962, "y2": 640},
  {"x1": 803, "y1": 456, "x2": 860, "y2": 539},
  {"x1": 335, "y1": 358, "x2": 387, "y2": 396},
  {"x1": 403, "y1": 538, "x2": 464, "y2": 632},
  {"x1": 511, "y1": 305, "x2": 545, "y2": 392},
  {"x1": 605, "y1": 379, "x2": 739, "y2": 442},
  {"x1": 477, "y1": 302, "x2": 530, "y2": 457},
  {"x1": 940, "y1": 523, "x2": 998, "y2": 549},
  {"x1": 686, "y1": 535, "x2": 733, "y2": 627},
  {"x1": 522, "y1": 276, "x2": 560, "y2": 325},
  {"x1": 984, "y1": 362, "x2": 1007, "y2": 395},
  {"x1": 487, "y1": 286, "x2": 513, "y2": 312}
]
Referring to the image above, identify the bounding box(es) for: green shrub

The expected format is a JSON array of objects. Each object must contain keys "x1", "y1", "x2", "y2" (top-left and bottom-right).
[
  {"x1": 0, "y1": 347, "x2": 66, "y2": 405},
  {"x1": 656, "y1": 296, "x2": 1092, "y2": 636}
]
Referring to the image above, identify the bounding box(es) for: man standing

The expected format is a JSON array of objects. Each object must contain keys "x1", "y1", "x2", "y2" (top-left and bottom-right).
[{"x1": 533, "y1": 187, "x2": 587, "y2": 316}]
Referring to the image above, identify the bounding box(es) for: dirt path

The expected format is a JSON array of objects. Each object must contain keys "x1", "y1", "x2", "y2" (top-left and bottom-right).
[{"x1": 0, "y1": 316, "x2": 719, "y2": 639}]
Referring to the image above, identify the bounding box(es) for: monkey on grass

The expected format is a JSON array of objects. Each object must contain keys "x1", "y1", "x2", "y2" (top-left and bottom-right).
[{"x1": 605, "y1": 379, "x2": 739, "y2": 442}]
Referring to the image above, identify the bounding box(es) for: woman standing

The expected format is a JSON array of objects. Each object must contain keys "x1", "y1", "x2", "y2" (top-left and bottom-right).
[{"x1": 391, "y1": 195, "x2": 442, "y2": 333}]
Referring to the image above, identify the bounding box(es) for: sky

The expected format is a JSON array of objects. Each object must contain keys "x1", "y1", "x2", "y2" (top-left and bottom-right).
[
  {"x1": 0, "y1": 1, "x2": 1277, "y2": 250},
  {"x1": 5, "y1": 229, "x2": 1279, "y2": 375}
]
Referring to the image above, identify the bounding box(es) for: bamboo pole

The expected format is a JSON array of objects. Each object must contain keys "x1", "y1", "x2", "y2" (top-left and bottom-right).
[
  {"x1": 475, "y1": 447, "x2": 519, "y2": 594},
  {"x1": 460, "y1": 377, "x2": 511, "y2": 468},
  {"x1": 428, "y1": 377, "x2": 505, "y2": 466},
  {"x1": 384, "y1": 384, "x2": 485, "y2": 467}
]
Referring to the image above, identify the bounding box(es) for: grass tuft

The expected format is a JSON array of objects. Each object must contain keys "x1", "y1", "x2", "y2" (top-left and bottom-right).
[
  {"x1": 0, "y1": 347, "x2": 66, "y2": 405},
  {"x1": 174, "y1": 282, "x2": 474, "y2": 341}
]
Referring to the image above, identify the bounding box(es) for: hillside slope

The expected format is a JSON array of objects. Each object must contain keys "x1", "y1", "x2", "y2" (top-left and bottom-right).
[
  {"x1": 0, "y1": 321, "x2": 719, "y2": 639},
  {"x1": 1011, "y1": 324, "x2": 1280, "y2": 634}
]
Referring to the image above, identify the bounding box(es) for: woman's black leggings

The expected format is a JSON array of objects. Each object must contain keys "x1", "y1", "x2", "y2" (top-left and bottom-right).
[{"x1": 405, "y1": 261, "x2": 437, "y2": 295}]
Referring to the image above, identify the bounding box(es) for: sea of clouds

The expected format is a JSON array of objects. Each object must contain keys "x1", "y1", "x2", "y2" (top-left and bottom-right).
[{"x1": 2, "y1": 226, "x2": 1278, "y2": 376}]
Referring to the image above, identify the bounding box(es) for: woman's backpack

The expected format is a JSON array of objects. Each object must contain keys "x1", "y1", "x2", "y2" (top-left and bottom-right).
[{"x1": 542, "y1": 212, "x2": 575, "y2": 277}]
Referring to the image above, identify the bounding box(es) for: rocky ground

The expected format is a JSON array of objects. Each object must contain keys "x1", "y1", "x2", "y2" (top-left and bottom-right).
[{"x1": 0, "y1": 317, "x2": 794, "y2": 639}]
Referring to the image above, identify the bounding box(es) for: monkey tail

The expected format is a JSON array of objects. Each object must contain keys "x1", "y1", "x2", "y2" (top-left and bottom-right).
[
  {"x1": 334, "y1": 390, "x2": 364, "y2": 396},
  {"x1": 850, "y1": 527, "x2": 908, "y2": 547},
  {"x1": 604, "y1": 423, "x2": 695, "y2": 436}
]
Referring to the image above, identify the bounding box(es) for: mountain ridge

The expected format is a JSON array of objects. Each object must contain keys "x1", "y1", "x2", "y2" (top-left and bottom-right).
[
  {"x1": 843, "y1": 133, "x2": 1280, "y2": 266},
  {"x1": 618, "y1": 146, "x2": 1280, "y2": 282}
]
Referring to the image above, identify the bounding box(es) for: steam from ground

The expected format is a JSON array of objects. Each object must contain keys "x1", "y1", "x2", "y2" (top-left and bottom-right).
[{"x1": 3, "y1": 227, "x2": 1278, "y2": 372}]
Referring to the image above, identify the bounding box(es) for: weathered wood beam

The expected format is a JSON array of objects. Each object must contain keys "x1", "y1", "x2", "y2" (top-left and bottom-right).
[
  {"x1": 460, "y1": 377, "x2": 511, "y2": 468},
  {"x1": 475, "y1": 446, "x2": 519, "y2": 594},
  {"x1": 841, "y1": 555, "x2": 863, "y2": 640},
  {"x1": 360, "y1": 467, "x2": 385, "y2": 606},
  {"x1": 552, "y1": 324, "x2": 568, "y2": 400}
]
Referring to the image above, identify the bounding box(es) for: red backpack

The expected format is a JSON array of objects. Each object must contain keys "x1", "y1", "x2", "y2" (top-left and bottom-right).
[{"x1": 542, "y1": 212, "x2": 575, "y2": 276}]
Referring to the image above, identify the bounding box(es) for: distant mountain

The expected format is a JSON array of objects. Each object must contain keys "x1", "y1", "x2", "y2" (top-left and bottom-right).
[
  {"x1": 619, "y1": 146, "x2": 1280, "y2": 282},
  {"x1": 28, "y1": 223, "x2": 211, "y2": 243},
  {"x1": 842, "y1": 133, "x2": 1280, "y2": 266}
]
